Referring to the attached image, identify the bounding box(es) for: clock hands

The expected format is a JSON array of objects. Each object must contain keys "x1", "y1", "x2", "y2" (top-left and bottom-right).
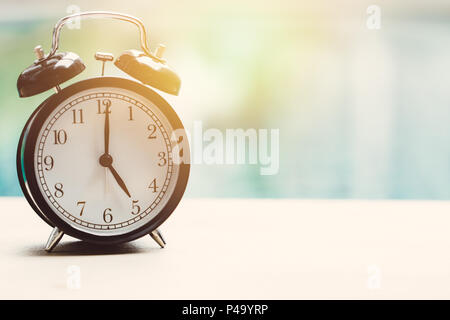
[
  {"x1": 107, "y1": 161, "x2": 131, "y2": 198},
  {"x1": 99, "y1": 103, "x2": 131, "y2": 198},
  {"x1": 104, "y1": 102, "x2": 110, "y2": 154}
]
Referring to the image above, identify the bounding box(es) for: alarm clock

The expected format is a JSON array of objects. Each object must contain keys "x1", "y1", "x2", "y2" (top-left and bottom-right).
[{"x1": 16, "y1": 11, "x2": 190, "y2": 252}]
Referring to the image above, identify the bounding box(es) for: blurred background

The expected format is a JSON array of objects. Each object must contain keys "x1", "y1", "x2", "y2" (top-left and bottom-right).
[{"x1": 0, "y1": 0, "x2": 448, "y2": 199}]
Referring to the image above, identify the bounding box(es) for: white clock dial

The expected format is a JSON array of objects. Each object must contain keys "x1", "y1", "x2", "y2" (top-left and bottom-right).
[{"x1": 33, "y1": 87, "x2": 180, "y2": 236}]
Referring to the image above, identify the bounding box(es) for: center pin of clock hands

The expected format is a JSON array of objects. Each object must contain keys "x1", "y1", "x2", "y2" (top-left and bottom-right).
[{"x1": 99, "y1": 103, "x2": 131, "y2": 198}]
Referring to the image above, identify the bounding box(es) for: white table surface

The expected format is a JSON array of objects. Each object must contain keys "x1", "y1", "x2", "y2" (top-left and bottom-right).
[{"x1": 1, "y1": 197, "x2": 449, "y2": 299}]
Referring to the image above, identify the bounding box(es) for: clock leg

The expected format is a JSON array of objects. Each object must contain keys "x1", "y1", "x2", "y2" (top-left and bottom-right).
[
  {"x1": 149, "y1": 229, "x2": 166, "y2": 248},
  {"x1": 45, "y1": 227, "x2": 64, "y2": 252}
]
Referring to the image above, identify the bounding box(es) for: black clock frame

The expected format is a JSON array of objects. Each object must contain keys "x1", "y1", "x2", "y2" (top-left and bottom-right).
[{"x1": 17, "y1": 77, "x2": 190, "y2": 244}]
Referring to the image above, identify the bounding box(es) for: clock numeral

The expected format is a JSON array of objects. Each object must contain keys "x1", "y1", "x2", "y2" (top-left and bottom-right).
[
  {"x1": 103, "y1": 208, "x2": 113, "y2": 223},
  {"x1": 43, "y1": 155, "x2": 54, "y2": 171},
  {"x1": 77, "y1": 201, "x2": 86, "y2": 216},
  {"x1": 131, "y1": 200, "x2": 141, "y2": 215},
  {"x1": 158, "y1": 152, "x2": 167, "y2": 166},
  {"x1": 72, "y1": 109, "x2": 84, "y2": 124},
  {"x1": 52, "y1": 130, "x2": 67, "y2": 145},
  {"x1": 149, "y1": 178, "x2": 159, "y2": 193},
  {"x1": 97, "y1": 99, "x2": 112, "y2": 114},
  {"x1": 147, "y1": 124, "x2": 157, "y2": 139},
  {"x1": 128, "y1": 106, "x2": 134, "y2": 121},
  {"x1": 54, "y1": 183, "x2": 64, "y2": 198}
]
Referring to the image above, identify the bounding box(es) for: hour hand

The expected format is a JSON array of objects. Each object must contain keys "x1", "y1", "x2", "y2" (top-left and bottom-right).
[
  {"x1": 99, "y1": 154, "x2": 131, "y2": 198},
  {"x1": 108, "y1": 164, "x2": 131, "y2": 198}
]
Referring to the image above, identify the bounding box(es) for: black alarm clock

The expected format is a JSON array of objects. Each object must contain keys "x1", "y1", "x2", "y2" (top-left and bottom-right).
[{"x1": 16, "y1": 11, "x2": 190, "y2": 252}]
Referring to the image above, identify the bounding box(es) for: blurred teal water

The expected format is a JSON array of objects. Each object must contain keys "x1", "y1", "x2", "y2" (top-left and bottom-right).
[{"x1": 0, "y1": 1, "x2": 449, "y2": 199}]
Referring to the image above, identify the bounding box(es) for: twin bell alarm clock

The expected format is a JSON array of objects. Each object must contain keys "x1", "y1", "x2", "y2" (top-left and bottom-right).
[{"x1": 16, "y1": 11, "x2": 190, "y2": 252}]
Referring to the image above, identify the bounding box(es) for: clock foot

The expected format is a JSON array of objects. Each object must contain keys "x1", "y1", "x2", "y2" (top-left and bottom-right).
[
  {"x1": 150, "y1": 229, "x2": 166, "y2": 248},
  {"x1": 45, "y1": 227, "x2": 64, "y2": 252}
]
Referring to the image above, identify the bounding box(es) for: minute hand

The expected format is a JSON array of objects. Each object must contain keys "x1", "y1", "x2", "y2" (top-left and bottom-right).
[
  {"x1": 108, "y1": 164, "x2": 131, "y2": 198},
  {"x1": 104, "y1": 104, "x2": 110, "y2": 154}
]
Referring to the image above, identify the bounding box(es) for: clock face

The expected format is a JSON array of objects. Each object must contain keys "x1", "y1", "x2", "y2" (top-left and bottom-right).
[{"x1": 27, "y1": 80, "x2": 187, "y2": 238}]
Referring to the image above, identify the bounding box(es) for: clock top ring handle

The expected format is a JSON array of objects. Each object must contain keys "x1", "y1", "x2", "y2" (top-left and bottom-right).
[{"x1": 45, "y1": 11, "x2": 163, "y2": 63}]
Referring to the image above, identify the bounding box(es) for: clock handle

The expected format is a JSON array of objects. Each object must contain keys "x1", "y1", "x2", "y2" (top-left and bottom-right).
[{"x1": 43, "y1": 11, "x2": 163, "y2": 64}]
